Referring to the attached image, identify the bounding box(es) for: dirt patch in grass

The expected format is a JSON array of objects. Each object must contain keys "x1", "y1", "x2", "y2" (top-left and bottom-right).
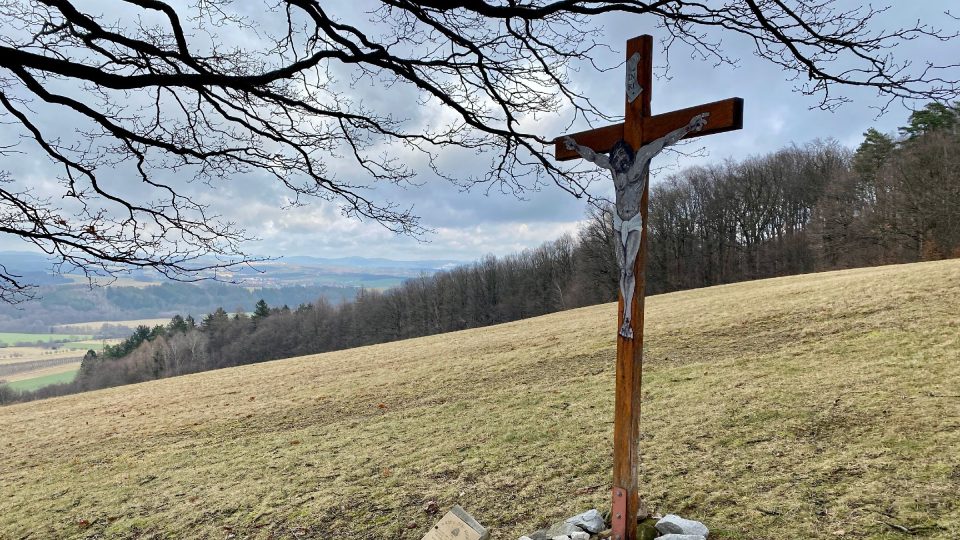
[{"x1": 1, "y1": 260, "x2": 958, "y2": 539}]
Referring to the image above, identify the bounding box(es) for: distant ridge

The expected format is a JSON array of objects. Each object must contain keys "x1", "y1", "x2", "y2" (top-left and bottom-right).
[
  {"x1": 0, "y1": 251, "x2": 465, "y2": 332},
  {"x1": 0, "y1": 250, "x2": 462, "y2": 287},
  {"x1": 279, "y1": 255, "x2": 460, "y2": 271}
]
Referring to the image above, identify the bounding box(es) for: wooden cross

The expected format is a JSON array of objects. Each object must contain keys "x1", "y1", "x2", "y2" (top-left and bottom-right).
[{"x1": 554, "y1": 35, "x2": 743, "y2": 540}]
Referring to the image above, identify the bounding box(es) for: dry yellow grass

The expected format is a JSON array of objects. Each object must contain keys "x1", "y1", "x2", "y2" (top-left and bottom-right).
[
  {"x1": 0, "y1": 346, "x2": 80, "y2": 365},
  {"x1": 55, "y1": 318, "x2": 171, "y2": 332},
  {"x1": 0, "y1": 340, "x2": 116, "y2": 367},
  {"x1": 1, "y1": 260, "x2": 958, "y2": 539}
]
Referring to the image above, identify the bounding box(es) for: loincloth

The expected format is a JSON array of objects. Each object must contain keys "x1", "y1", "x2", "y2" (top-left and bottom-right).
[{"x1": 613, "y1": 211, "x2": 643, "y2": 246}]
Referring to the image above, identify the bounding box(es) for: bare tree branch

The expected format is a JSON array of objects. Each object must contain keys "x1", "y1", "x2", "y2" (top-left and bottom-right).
[{"x1": 0, "y1": 0, "x2": 956, "y2": 301}]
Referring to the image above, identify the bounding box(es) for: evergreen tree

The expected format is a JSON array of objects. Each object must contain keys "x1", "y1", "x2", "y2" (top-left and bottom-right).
[
  {"x1": 899, "y1": 102, "x2": 960, "y2": 139},
  {"x1": 78, "y1": 349, "x2": 98, "y2": 382},
  {"x1": 201, "y1": 308, "x2": 230, "y2": 330},
  {"x1": 167, "y1": 315, "x2": 189, "y2": 334},
  {"x1": 149, "y1": 325, "x2": 166, "y2": 340},
  {"x1": 252, "y1": 299, "x2": 271, "y2": 321},
  {"x1": 852, "y1": 128, "x2": 895, "y2": 184}
]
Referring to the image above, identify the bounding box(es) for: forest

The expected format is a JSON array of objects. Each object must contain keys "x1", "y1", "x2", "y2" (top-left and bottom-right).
[
  {"x1": 2, "y1": 103, "x2": 957, "y2": 404},
  {"x1": 647, "y1": 103, "x2": 960, "y2": 291}
]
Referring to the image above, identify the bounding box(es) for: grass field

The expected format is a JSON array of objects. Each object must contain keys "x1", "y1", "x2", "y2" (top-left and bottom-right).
[
  {"x1": 0, "y1": 332, "x2": 92, "y2": 346},
  {"x1": 60, "y1": 274, "x2": 160, "y2": 288},
  {"x1": 54, "y1": 318, "x2": 171, "y2": 332},
  {"x1": 0, "y1": 346, "x2": 81, "y2": 364},
  {"x1": 0, "y1": 340, "x2": 116, "y2": 368},
  {"x1": 56, "y1": 339, "x2": 119, "y2": 351},
  {"x1": 0, "y1": 260, "x2": 958, "y2": 539},
  {"x1": 4, "y1": 366, "x2": 80, "y2": 391}
]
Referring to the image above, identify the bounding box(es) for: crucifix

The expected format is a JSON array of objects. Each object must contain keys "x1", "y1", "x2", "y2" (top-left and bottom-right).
[{"x1": 553, "y1": 35, "x2": 743, "y2": 540}]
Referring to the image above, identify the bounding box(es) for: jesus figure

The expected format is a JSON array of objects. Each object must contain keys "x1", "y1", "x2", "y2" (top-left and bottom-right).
[{"x1": 563, "y1": 112, "x2": 710, "y2": 338}]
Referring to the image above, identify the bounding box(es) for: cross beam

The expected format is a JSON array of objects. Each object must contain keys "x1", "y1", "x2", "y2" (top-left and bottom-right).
[
  {"x1": 553, "y1": 98, "x2": 743, "y2": 161},
  {"x1": 553, "y1": 35, "x2": 743, "y2": 540}
]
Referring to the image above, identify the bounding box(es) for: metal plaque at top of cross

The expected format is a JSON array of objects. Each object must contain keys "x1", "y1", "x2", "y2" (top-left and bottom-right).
[{"x1": 553, "y1": 35, "x2": 743, "y2": 540}]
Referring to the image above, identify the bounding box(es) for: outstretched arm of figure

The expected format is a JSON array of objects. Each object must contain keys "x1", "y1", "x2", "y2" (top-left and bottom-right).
[
  {"x1": 562, "y1": 137, "x2": 612, "y2": 170},
  {"x1": 630, "y1": 113, "x2": 710, "y2": 176}
]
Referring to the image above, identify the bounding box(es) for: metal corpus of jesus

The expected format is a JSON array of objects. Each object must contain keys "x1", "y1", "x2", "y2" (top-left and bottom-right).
[{"x1": 554, "y1": 35, "x2": 743, "y2": 540}]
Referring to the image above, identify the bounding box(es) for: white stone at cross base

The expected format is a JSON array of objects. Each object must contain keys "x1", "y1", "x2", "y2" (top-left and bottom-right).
[{"x1": 655, "y1": 514, "x2": 709, "y2": 537}]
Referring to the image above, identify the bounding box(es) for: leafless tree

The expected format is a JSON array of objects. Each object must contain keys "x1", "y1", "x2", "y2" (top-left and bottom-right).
[
  {"x1": 572, "y1": 203, "x2": 618, "y2": 303},
  {"x1": 1, "y1": 0, "x2": 958, "y2": 302}
]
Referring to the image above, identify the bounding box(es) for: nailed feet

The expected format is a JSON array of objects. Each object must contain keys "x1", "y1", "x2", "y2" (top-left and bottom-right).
[{"x1": 619, "y1": 320, "x2": 634, "y2": 339}]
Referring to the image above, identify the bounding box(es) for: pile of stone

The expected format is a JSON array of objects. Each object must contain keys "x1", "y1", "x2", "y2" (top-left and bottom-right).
[
  {"x1": 517, "y1": 509, "x2": 605, "y2": 540},
  {"x1": 647, "y1": 514, "x2": 709, "y2": 540},
  {"x1": 517, "y1": 510, "x2": 709, "y2": 540}
]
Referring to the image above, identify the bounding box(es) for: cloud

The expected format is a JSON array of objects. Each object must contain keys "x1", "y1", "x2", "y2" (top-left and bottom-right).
[
  {"x1": 1, "y1": 0, "x2": 956, "y2": 265},
  {"x1": 241, "y1": 204, "x2": 584, "y2": 261}
]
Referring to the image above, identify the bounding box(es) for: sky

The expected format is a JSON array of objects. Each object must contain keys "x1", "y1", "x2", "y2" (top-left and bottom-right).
[{"x1": 2, "y1": 1, "x2": 958, "y2": 266}]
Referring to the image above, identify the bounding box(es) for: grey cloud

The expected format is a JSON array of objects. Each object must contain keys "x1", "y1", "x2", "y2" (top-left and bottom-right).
[{"x1": 2, "y1": 0, "x2": 956, "y2": 265}]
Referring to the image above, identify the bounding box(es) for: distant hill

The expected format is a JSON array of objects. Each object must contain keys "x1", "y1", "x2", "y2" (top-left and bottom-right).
[
  {"x1": 279, "y1": 255, "x2": 460, "y2": 271},
  {"x1": 0, "y1": 252, "x2": 461, "y2": 332},
  {"x1": 1, "y1": 259, "x2": 957, "y2": 539},
  {"x1": 0, "y1": 282, "x2": 360, "y2": 333},
  {"x1": 0, "y1": 251, "x2": 460, "y2": 288}
]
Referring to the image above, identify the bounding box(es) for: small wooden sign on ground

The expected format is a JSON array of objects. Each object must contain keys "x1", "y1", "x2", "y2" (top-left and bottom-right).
[{"x1": 421, "y1": 505, "x2": 490, "y2": 540}]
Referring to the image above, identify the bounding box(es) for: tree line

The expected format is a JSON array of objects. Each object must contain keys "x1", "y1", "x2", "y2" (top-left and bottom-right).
[
  {"x1": 646, "y1": 102, "x2": 959, "y2": 292},
  {"x1": 2, "y1": 103, "x2": 957, "y2": 405}
]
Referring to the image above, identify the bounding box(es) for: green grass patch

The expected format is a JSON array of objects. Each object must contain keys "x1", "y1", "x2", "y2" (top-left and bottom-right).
[
  {"x1": 0, "y1": 332, "x2": 93, "y2": 347},
  {"x1": 6, "y1": 368, "x2": 79, "y2": 391},
  {"x1": 57, "y1": 339, "x2": 113, "y2": 351}
]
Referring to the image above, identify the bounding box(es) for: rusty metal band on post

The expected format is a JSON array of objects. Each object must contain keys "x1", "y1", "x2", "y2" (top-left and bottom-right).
[{"x1": 611, "y1": 486, "x2": 628, "y2": 540}]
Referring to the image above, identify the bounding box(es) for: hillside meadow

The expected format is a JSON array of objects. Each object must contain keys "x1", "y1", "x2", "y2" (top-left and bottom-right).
[
  {"x1": 0, "y1": 346, "x2": 80, "y2": 365},
  {"x1": 54, "y1": 319, "x2": 176, "y2": 333},
  {"x1": 0, "y1": 339, "x2": 116, "y2": 392},
  {"x1": 1, "y1": 260, "x2": 958, "y2": 539},
  {"x1": 0, "y1": 332, "x2": 92, "y2": 347},
  {"x1": 3, "y1": 365, "x2": 80, "y2": 391}
]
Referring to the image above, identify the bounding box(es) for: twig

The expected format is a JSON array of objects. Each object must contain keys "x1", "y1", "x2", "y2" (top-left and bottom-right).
[
  {"x1": 880, "y1": 520, "x2": 913, "y2": 534},
  {"x1": 926, "y1": 392, "x2": 960, "y2": 398},
  {"x1": 746, "y1": 437, "x2": 773, "y2": 444}
]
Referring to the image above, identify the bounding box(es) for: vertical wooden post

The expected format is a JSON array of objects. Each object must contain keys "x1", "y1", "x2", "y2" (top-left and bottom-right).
[
  {"x1": 554, "y1": 33, "x2": 742, "y2": 540},
  {"x1": 610, "y1": 35, "x2": 653, "y2": 540}
]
